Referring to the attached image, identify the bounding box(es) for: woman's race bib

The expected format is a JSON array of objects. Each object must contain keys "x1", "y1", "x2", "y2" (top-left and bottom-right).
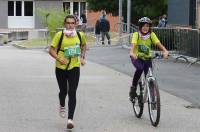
[{"x1": 64, "y1": 44, "x2": 80, "y2": 57}]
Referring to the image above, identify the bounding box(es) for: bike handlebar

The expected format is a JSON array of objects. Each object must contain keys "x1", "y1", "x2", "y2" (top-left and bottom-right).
[
  {"x1": 152, "y1": 53, "x2": 170, "y2": 59},
  {"x1": 130, "y1": 53, "x2": 170, "y2": 60},
  {"x1": 152, "y1": 53, "x2": 163, "y2": 59}
]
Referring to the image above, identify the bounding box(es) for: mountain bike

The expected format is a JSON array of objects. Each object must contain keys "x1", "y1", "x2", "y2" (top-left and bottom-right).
[{"x1": 131, "y1": 53, "x2": 164, "y2": 127}]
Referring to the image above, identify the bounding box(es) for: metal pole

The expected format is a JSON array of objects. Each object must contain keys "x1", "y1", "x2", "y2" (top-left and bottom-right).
[
  {"x1": 119, "y1": 0, "x2": 122, "y2": 44},
  {"x1": 196, "y1": 0, "x2": 199, "y2": 28},
  {"x1": 127, "y1": 0, "x2": 131, "y2": 33},
  {"x1": 197, "y1": 0, "x2": 200, "y2": 59}
]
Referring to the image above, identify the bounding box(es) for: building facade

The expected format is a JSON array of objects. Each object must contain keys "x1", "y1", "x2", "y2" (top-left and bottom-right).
[
  {"x1": 168, "y1": 0, "x2": 199, "y2": 28},
  {"x1": 0, "y1": 0, "x2": 87, "y2": 29}
]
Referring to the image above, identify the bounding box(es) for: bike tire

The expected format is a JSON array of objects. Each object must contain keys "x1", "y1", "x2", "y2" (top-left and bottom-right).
[
  {"x1": 147, "y1": 79, "x2": 160, "y2": 127},
  {"x1": 133, "y1": 81, "x2": 144, "y2": 118}
]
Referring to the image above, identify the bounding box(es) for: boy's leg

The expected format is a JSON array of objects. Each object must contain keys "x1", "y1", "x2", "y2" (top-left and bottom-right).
[
  {"x1": 105, "y1": 32, "x2": 111, "y2": 44},
  {"x1": 130, "y1": 59, "x2": 144, "y2": 100},
  {"x1": 96, "y1": 34, "x2": 100, "y2": 45},
  {"x1": 143, "y1": 60, "x2": 152, "y2": 76},
  {"x1": 101, "y1": 32, "x2": 105, "y2": 45},
  {"x1": 95, "y1": 35, "x2": 98, "y2": 45}
]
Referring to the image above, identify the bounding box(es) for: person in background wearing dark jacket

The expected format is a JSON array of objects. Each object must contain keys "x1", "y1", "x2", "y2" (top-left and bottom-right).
[
  {"x1": 157, "y1": 14, "x2": 167, "y2": 27},
  {"x1": 73, "y1": 11, "x2": 79, "y2": 26},
  {"x1": 99, "y1": 15, "x2": 111, "y2": 45},
  {"x1": 95, "y1": 19, "x2": 101, "y2": 45},
  {"x1": 80, "y1": 10, "x2": 87, "y2": 32}
]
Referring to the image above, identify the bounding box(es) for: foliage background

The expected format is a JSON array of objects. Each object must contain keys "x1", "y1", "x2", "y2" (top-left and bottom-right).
[
  {"x1": 86, "y1": 0, "x2": 167, "y2": 25},
  {"x1": 36, "y1": 8, "x2": 69, "y2": 38}
]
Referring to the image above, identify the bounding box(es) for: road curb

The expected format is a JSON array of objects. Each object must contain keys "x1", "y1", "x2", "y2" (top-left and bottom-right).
[
  {"x1": 12, "y1": 43, "x2": 27, "y2": 49},
  {"x1": 12, "y1": 42, "x2": 47, "y2": 50}
]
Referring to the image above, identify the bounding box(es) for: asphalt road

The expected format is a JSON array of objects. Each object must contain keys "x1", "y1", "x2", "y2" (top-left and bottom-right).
[
  {"x1": 0, "y1": 45, "x2": 200, "y2": 132},
  {"x1": 87, "y1": 45, "x2": 200, "y2": 108}
]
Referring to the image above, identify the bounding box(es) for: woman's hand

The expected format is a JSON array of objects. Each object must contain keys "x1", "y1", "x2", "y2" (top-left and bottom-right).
[
  {"x1": 163, "y1": 51, "x2": 169, "y2": 59},
  {"x1": 80, "y1": 58, "x2": 86, "y2": 66},
  {"x1": 130, "y1": 53, "x2": 137, "y2": 60},
  {"x1": 57, "y1": 57, "x2": 69, "y2": 65},
  {"x1": 156, "y1": 43, "x2": 169, "y2": 59}
]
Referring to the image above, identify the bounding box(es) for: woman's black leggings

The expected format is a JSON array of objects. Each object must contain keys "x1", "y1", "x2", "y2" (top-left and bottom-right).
[{"x1": 55, "y1": 67, "x2": 80, "y2": 119}]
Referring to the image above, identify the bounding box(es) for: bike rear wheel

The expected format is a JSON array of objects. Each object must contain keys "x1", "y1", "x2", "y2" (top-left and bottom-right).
[
  {"x1": 133, "y1": 81, "x2": 144, "y2": 118},
  {"x1": 147, "y1": 80, "x2": 160, "y2": 127}
]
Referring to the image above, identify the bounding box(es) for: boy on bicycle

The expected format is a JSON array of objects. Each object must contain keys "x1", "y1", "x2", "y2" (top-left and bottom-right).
[{"x1": 129, "y1": 17, "x2": 169, "y2": 101}]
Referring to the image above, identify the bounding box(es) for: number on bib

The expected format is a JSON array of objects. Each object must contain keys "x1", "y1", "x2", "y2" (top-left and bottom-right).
[{"x1": 64, "y1": 44, "x2": 80, "y2": 57}]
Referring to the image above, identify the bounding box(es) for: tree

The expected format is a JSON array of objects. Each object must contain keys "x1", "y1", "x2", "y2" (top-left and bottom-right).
[
  {"x1": 131, "y1": 0, "x2": 167, "y2": 25},
  {"x1": 86, "y1": 0, "x2": 167, "y2": 25},
  {"x1": 86, "y1": 0, "x2": 119, "y2": 15},
  {"x1": 36, "y1": 8, "x2": 68, "y2": 39}
]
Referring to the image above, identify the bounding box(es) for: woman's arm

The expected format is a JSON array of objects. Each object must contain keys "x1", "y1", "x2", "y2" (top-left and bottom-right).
[
  {"x1": 130, "y1": 43, "x2": 137, "y2": 59},
  {"x1": 80, "y1": 44, "x2": 87, "y2": 66},
  {"x1": 49, "y1": 46, "x2": 68, "y2": 65},
  {"x1": 156, "y1": 42, "x2": 169, "y2": 58},
  {"x1": 49, "y1": 46, "x2": 58, "y2": 60},
  {"x1": 80, "y1": 44, "x2": 86, "y2": 59}
]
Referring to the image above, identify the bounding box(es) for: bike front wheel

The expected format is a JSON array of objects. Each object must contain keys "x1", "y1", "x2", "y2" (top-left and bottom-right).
[{"x1": 147, "y1": 80, "x2": 160, "y2": 127}]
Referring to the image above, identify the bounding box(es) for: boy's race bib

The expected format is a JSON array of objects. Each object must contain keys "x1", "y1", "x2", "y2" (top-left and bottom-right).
[
  {"x1": 138, "y1": 44, "x2": 150, "y2": 55},
  {"x1": 64, "y1": 44, "x2": 80, "y2": 57}
]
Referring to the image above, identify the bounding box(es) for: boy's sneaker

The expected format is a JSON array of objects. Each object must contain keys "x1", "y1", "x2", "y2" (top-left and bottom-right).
[
  {"x1": 59, "y1": 106, "x2": 66, "y2": 118},
  {"x1": 129, "y1": 86, "x2": 137, "y2": 102},
  {"x1": 67, "y1": 119, "x2": 74, "y2": 129},
  {"x1": 129, "y1": 92, "x2": 137, "y2": 102}
]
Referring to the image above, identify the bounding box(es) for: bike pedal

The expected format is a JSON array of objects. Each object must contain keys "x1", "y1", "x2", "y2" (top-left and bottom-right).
[{"x1": 129, "y1": 97, "x2": 135, "y2": 103}]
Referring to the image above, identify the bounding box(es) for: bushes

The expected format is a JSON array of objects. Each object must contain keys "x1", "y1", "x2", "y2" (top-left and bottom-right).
[{"x1": 36, "y1": 8, "x2": 69, "y2": 39}]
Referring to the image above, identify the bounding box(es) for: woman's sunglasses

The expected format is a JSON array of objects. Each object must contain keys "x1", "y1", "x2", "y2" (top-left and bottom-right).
[{"x1": 66, "y1": 22, "x2": 75, "y2": 25}]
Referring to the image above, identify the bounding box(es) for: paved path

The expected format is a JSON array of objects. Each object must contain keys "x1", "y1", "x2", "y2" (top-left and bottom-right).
[
  {"x1": 0, "y1": 46, "x2": 200, "y2": 132},
  {"x1": 87, "y1": 45, "x2": 200, "y2": 108}
]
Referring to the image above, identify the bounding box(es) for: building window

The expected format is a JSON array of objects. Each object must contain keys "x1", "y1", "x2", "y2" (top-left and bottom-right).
[
  {"x1": 24, "y1": 1, "x2": 33, "y2": 16},
  {"x1": 8, "y1": 1, "x2": 33, "y2": 16},
  {"x1": 63, "y1": 2, "x2": 70, "y2": 13},
  {"x1": 80, "y1": 2, "x2": 86, "y2": 14},
  {"x1": 8, "y1": 1, "x2": 14, "y2": 16},
  {"x1": 73, "y1": 2, "x2": 78, "y2": 14},
  {"x1": 16, "y1": 1, "x2": 22, "y2": 16},
  {"x1": 63, "y1": 2, "x2": 86, "y2": 15}
]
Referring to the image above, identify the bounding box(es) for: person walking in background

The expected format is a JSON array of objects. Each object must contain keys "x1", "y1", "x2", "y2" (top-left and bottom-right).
[
  {"x1": 73, "y1": 11, "x2": 80, "y2": 26},
  {"x1": 80, "y1": 10, "x2": 87, "y2": 32},
  {"x1": 49, "y1": 15, "x2": 87, "y2": 129},
  {"x1": 129, "y1": 17, "x2": 169, "y2": 101},
  {"x1": 95, "y1": 19, "x2": 101, "y2": 45},
  {"x1": 99, "y1": 10, "x2": 106, "y2": 21},
  {"x1": 157, "y1": 14, "x2": 167, "y2": 27},
  {"x1": 99, "y1": 14, "x2": 111, "y2": 45}
]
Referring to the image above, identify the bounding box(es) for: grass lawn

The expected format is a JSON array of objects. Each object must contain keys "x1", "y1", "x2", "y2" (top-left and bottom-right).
[
  {"x1": 16, "y1": 38, "x2": 49, "y2": 48},
  {"x1": 16, "y1": 32, "x2": 119, "y2": 48}
]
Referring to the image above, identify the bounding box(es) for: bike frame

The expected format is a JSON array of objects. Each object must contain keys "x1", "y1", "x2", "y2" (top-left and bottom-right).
[{"x1": 141, "y1": 64, "x2": 156, "y2": 104}]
